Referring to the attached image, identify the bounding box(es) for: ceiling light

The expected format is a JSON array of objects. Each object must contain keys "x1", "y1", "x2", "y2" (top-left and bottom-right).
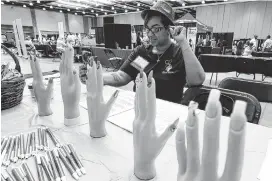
[
  {"x1": 125, "y1": 9, "x2": 128, "y2": 13},
  {"x1": 202, "y1": 1, "x2": 205, "y2": 4},
  {"x1": 58, "y1": 0, "x2": 88, "y2": 8},
  {"x1": 101, "y1": 8, "x2": 104, "y2": 11},
  {"x1": 91, "y1": 10, "x2": 94, "y2": 13},
  {"x1": 124, "y1": 5, "x2": 127, "y2": 8},
  {"x1": 75, "y1": 13, "x2": 77, "y2": 15},
  {"x1": 112, "y1": 7, "x2": 114, "y2": 10},
  {"x1": 60, "y1": 10, "x2": 63, "y2": 13},
  {"x1": 83, "y1": 11, "x2": 85, "y2": 14},
  {"x1": 137, "y1": 3, "x2": 140, "y2": 6},
  {"x1": 6, "y1": 0, "x2": 10, "y2": 2},
  {"x1": 1, "y1": 2, "x2": 4, "y2": 5},
  {"x1": 96, "y1": 14, "x2": 98, "y2": 16},
  {"x1": 23, "y1": 5, "x2": 26, "y2": 8},
  {"x1": 50, "y1": 6, "x2": 53, "y2": 9},
  {"x1": 182, "y1": 3, "x2": 185, "y2": 6},
  {"x1": 137, "y1": 8, "x2": 139, "y2": 11},
  {"x1": 114, "y1": 11, "x2": 117, "y2": 14},
  {"x1": 104, "y1": 12, "x2": 107, "y2": 15},
  {"x1": 96, "y1": 3, "x2": 98, "y2": 7},
  {"x1": 37, "y1": 0, "x2": 40, "y2": 3},
  {"x1": 29, "y1": 3, "x2": 33, "y2": 6},
  {"x1": 76, "y1": 7, "x2": 79, "y2": 10},
  {"x1": 67, "y1": 9, "x2": 70, "y2": 11},
  {"x1": 43, "y1": 8, "x2": 46, "y2": 11},
  {"x1": 58, "y1": 4, "x2": 61, "y2": 7},
  {"x1": 224, "y1": 0, "x2": 228, "y2": 1}
]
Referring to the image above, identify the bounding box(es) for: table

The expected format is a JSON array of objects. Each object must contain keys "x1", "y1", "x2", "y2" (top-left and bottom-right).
[
  {"x1": 199, "y1": 54, "x2": 272, "y2": 80},
  {"x1": 1, "y1": 76, "x2": 272, "y2": 181}
]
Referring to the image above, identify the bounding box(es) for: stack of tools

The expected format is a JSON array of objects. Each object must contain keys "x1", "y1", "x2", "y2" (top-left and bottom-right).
[{"x1": 1, "y1": 127, "x2": 86, "y2": 181}]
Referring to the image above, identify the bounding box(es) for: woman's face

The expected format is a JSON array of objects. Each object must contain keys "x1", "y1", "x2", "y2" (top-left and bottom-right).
[{"x1": 145, "y1": 16, "x2": 169, "y2": 47}]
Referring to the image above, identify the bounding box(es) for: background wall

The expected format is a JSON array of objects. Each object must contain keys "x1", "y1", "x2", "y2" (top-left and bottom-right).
[
  {"x1": 114, "y1": 12, "x2": 143, "y2": 25},
  {"x1": 68, "y1": 14, "x2": 84, "y2": 33},
  {"x1": 35, "y1": 9, "x2": 66, "y2": 32},
  {"x1": 1, "y1": 5, "x2": 32, "y2": 26},
  {"x1": 196, "y1": 1, "x2": 272, "y2": 39},
  {"x1": 1, "y1": 5, "x2": 84, "y2": 34}
]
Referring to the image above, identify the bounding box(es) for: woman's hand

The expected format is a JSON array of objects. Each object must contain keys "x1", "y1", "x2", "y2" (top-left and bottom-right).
[
  {"x1": 176, "y1": 89, "x2": 246, "y2": 181},
  {"x1": 170, "y1": 26, "x2": 187, "y2": 43},
  {"x1": 60, "y1": 44, "x2": 81, "y2": 122},
  {"x1": 86, "y1": 59, "x2": 119, "y2": 138},
  {"x1": 133, "y1": 70, "x2": 179, "y2": 180},
  {"x1": 29, "y1": 52, "x2": 53, "y2": 116}
]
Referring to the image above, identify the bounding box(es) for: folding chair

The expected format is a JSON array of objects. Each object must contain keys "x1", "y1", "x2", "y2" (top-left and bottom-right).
[
  {"x1": 103, "y1": 49, "x2": 123, "y2": 71},
  {"x1": 181, "y1": 86, "x2": 261, "y2": 124},
  {"x1": 218, "y1": 77, "x2": 272, "y2": 103}
]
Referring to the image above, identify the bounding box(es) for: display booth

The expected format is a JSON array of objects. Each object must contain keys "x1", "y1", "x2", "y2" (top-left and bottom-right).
[{"x1": 175, "y1": 13, "x2": 213, "y2": 53}]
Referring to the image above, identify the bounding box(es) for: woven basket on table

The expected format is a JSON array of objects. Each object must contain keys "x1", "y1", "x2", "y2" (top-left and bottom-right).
[
  {"x1": 79, "y1": 54, "x2": 98, "y2": 84},
  {"x1": 1, "y1": 44, "x2": 26, "y2": 110}
]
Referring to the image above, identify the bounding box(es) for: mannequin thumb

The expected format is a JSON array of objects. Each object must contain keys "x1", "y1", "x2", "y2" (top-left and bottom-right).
[
  {"x1": 106, "y1": 90, "x2": 119, "y2": 110},
  {"x1": 159, "y1": 118, "x2": 179, "y2": 145},
  {"x1": 46, "y1": 78, "x2": 54, "y2": 92}
]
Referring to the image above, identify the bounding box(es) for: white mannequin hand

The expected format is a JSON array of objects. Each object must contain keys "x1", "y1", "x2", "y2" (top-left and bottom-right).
[
  {"x1": 29, "y1": 53, "x2": 53, "y2": 116},
  {"x1": 133, "y1": 70, "x2": 179, "y2": 180},
  {"x1": 60, "y1": 44, "x2": 81, "y2": 121},
  {"x1": 86, "y1": 59, "x2": 119, "y2": 138},
  {"x1": 176, "y1": 89, "x2": 246, "y2": 181}
]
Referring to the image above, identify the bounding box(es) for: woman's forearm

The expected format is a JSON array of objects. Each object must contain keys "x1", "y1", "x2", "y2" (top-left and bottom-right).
[
  {"x1": 103, "y1": 71, "x2": 132, "y2": 87},
  {"x1": 178, "y1": 40, "x2": 206, "y2": 86}
]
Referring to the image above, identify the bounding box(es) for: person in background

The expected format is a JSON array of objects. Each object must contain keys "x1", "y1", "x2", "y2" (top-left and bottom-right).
[
  {"x1": 210, "y1": 37, "x2": 216, "y2": 47},
  {"x1": 136, "y1": 31, "x2": 143, "y2": 47},
  {"x1": 25, "y1": 36, "x2": 35, "y2": 51},
  {"x1": 250, "y1": 34, "x2": 258, "y2": 51},
  {"x1": 262, "y1": 35, "x2": 272, "y2": 52},
  {"x1": 232, "y1": 41, "x2": 237, "y2": 55},
  {"x1": 243, "y1": 42, "x2": 254, "y2": 56},
  {"x1": 102, "y1": 1, "x2": 205, "y2": 103},
  {"x1": 236, "y1": 40, "x2": 244, "y2": 55}
]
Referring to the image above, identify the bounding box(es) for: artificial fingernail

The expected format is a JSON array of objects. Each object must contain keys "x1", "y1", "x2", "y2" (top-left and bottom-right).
[
  {"x1": 148, "y1": 71, "x2": 153, "y2": 85},
  {"x1": 170, "y1": 119, "x2": 179, "y2": 132},
  {"x1": 186, "y1": 101, "x2": 198, "y2": 127},
  {"x1": 114, "y1": 90, "x2": 119, "y2": 98},
  {"x1": 206, "y1": 89, "x2": 221, "y2": 118},
  {"x1": 97, "y1": 61, "x2": 100, "y2": 69},
  {"x1": 140, "y1": 69, "x2": 143, "y2": 78},
  {"x1": 230, "y1": 101, "x2": 247, "y2": 131}
]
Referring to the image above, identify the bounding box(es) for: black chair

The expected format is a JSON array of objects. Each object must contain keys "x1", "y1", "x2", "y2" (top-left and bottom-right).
[
  {"x1": 104, "y1": 49, "x2": 123, "y2": 71},
  {"x1": 218, "y1": 77, "x2": 272, "y2": 103},
  {"x1": 222, "y1": 46, "x2": 233, "y2": 55},
  {"x1": 181, "y1": 86, "x2": 261, "y2": 124}
]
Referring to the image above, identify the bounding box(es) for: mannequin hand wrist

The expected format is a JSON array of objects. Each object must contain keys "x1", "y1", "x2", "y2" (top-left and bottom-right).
[
  {"x1": 89, "y1": 118, "x2": 107, "y2": 138},
  {"x1": 64, "y1": 104, "x2": 80, "y2": 119},
  {"x1": 37, "y1": 103, "x2": 52, "y2": 116},
  {"x1": 134, "y1": 160, "x2": 156, "y2": 180}
]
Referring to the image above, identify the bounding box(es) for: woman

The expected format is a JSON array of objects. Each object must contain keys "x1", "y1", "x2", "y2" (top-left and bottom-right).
[{"x1": 136, "y1": 31, "x2": 143, "y2": 47}]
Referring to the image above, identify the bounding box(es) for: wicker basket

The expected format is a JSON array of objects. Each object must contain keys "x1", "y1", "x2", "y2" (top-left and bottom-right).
[
  {"x1": 79, "y1": 55, "x2": 98, "y2": 84},
  {"x1": 1, "y1": 44, "x2": 26, "y2": 110}
]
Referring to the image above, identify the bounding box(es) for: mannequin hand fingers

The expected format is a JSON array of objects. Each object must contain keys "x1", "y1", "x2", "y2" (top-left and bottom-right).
[
  {"x1": 158, "y1": 118, "x2": 179, "y2": 147},
  {"x1": 185, "y1": 101, "x2": 200, "y2": 177},
  {"x1": 220, "y1": 101, "x2": 247, "y2": 181},
  {"x1": 176, "y1": 121, "x2": 187, "y2": 177},
  {"x1": 138, "y1": 70, "x2": 148, "y2": 120},
  {"x1": 106, "y1": 90, "x2": 119, "y2": 113},
  {"x1": 96, "y1": 61, "x2": 104, "y2": 99},
  {"x1": 200, "y1": 89, "x2": 222, "y2": 181}
]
